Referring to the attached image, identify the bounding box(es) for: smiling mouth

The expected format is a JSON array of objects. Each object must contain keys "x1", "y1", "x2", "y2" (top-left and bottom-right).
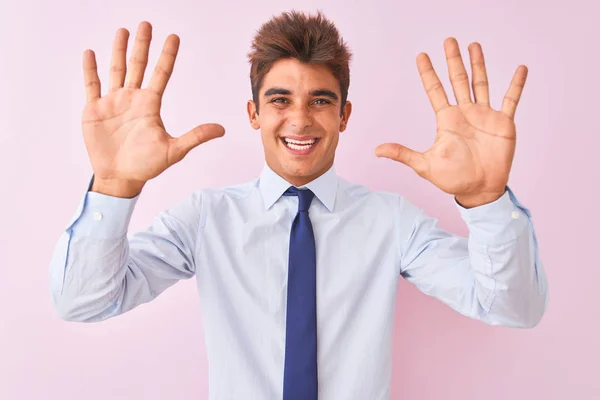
[{"x1": 280, "y1": 137, "x2": 320, "y2": 150}]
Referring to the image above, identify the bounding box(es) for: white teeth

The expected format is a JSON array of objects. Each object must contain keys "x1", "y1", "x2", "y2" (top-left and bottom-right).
[
  {"x1": 284, "y1": 138, "x2": 316, "y2": 145},
  {"x1": 282, "y1": 138, "x2": 318, "y2": 151},
  {"x1": 287, "y1": 142, "x2": 313, "y2": 150}
]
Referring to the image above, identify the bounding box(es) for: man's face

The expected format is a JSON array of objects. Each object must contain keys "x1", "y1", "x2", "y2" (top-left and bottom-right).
[{"x1": 247, "y1": 58, "x2": 352, "y2": 187}]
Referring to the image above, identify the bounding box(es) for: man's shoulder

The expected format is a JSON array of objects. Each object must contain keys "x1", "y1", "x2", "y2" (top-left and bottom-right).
[{"x1": 338, "y1": 176, "x2": 404, "y2": 203}]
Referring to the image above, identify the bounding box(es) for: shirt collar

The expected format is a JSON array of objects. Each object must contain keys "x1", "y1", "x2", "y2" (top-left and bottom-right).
[{"x1": 258, "y1": 162, "x2": 338, "y2": 212}]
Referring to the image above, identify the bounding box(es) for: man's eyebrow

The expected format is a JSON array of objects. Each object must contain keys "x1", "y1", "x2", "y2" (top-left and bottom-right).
[
  {"x1": 310, "y1": 89, "x2": 338, "y2": 101},
  {"x1": 264, "y1": 88, "x2": 292, "y2": 97},
  {"x1": 263, "y1": 87, "x2": 339, "y2": 101}
]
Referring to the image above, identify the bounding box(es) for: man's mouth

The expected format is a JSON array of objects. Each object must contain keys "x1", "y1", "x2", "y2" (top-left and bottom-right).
[
  {"x1": 280, "y1": 137, "x2": 320, "y2": 156},
  {"x1": 281, "y1": 138, "x2": 319, "y2": 151}
]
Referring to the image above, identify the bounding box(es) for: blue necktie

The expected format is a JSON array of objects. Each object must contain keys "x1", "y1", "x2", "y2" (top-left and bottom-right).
[{"x1": 282, "y1": 186, "x2": 318, "y2": 400}]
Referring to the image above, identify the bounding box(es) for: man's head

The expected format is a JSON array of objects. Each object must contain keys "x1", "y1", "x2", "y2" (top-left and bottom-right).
[{"x1": 247, "y1": 11, "x2": 353, "y2": 187}]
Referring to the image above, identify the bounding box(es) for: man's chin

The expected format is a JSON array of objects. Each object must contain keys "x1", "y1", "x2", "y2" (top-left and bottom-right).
[
  {"x1": 283, "y1": 161, "x2": 315, "y2": 176},
  {"x1": 274, "y1": 162, "x2": 315, "y2": 184}
]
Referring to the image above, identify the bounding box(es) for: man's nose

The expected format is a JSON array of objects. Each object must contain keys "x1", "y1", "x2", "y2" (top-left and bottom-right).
[{"x1": 287, "y1": 104, "x2": 313, "y2": 131}]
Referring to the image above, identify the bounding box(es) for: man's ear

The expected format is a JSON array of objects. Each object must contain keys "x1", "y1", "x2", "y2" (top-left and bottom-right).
[
  {"x1": 339, "y1": 101, "x2": 352, "y2": 132},
  {"x1": 247, "y1": 100, "x2": 260, "y2": 130}
]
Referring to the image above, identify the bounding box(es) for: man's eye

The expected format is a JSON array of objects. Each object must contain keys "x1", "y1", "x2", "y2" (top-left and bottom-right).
[
  {"x1": 271, "y1": 98, "x2": 289, "y2": 104},
  {"x1": 313, "y1": 99, "x2": 331, "y2": 105}
]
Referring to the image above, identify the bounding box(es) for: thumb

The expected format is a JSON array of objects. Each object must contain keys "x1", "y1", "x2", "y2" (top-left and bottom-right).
[
  {"x1": 375, "y1": 143, "x2": 428, "y2": 175},
  {"x1": 170, "y1": 123, "x2": 226, "y2": 163}
]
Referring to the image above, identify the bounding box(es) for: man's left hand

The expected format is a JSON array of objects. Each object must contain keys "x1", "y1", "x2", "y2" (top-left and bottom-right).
[{"x1": 375, "y1": 38, "x2": 528, "y2": 208}]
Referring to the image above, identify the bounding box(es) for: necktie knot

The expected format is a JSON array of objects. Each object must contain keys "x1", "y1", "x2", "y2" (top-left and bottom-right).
[{"x1": 283, "y1": 187, "x2": 315, "y2": 213}]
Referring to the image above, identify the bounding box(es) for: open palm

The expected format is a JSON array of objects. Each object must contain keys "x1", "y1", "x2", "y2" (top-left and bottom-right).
[
  {"x1": 376, "y1": 38, "x2": 528, "y2": 207},
  {"x1": 81, "y1": 22, "x2": 224, "y2": 194},
  {"x1": 82, "y1": 86, "x2": 170, "y2": 182}
]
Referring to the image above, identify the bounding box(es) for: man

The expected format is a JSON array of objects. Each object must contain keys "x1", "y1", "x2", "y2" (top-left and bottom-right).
[{"x1": 49, "y1": 10, "x2": 548, "y2": 400}]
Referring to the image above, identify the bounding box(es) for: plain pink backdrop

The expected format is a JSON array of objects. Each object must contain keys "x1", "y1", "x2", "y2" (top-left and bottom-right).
[{"x1": 1, "y1": 0, "x2": 597, "y2": 399}]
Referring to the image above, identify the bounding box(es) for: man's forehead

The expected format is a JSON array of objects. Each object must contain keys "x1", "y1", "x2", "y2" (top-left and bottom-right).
[{"x1": 261, "y1": 59, "x2": 340, "y2": 92}]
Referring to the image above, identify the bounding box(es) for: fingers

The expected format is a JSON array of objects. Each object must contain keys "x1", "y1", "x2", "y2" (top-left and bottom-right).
[
  {"x1": 109, "y1": 28, "x2": 130, "y2": 92},
  {"x1": 444, "y1": 37, "x2": 472, "y2": 105},
  {"x1": 148, "y1": 34, "x2": 180, "y2": 96},
  {"x1": 170, "y1": 124, "x2": 226, "y2": 163},
  {"x1": 417, "y1": 53, "x2": 450, "y2": 114},
  {"x1": 125, "y1": 21, "x2": 152, "y2": 89},
  {"x1": 501, "y1": 65, "x2": 528, "y2": 119},
  {"x1": 468, "y1": 42, "x2": 490, "y2": 106},
  {"x1": 375, "y1": 143, "x2": 428, "y2": 176},
  {"x1": 83, "y1": 50, "x2": 101, "y2": 102}
]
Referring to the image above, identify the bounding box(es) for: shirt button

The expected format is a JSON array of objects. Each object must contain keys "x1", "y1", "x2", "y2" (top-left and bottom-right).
[
  {"x1": 511, "y1": 211, "x2": 520, "y2": 220},
  {"x1": 93, "y1": 212, "x2": 103, "y2": 221}
]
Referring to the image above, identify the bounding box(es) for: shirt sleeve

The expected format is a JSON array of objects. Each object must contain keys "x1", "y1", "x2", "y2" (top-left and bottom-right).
[
  {"x1": 48, "y1": 176, "x2": 203, "y2": 323},
  {"x1": 397, "y1": 186, "x2": 548, "y2": 328}
]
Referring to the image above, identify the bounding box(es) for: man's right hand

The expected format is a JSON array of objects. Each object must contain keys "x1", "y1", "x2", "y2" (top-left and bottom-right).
[{"x1": 81, "y1": 21, "x2": 225, "y2": 198}]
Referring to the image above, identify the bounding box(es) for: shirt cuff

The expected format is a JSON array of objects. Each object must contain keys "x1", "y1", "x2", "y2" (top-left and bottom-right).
[
  {"x1": 455, "y1": 186, "x2": 528, "y2": 245},
  {"x1": 67, "y1": 175, "x2": 140, "y2": 239}
]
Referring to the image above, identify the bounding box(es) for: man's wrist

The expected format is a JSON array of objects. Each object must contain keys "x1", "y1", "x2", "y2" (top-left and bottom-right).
[
  {"x1": 90, "y1": 176, "x2": 146, "y2": 198},
  {"x1": 455, "y1": 189, "x2": 506, "y2": 209}
]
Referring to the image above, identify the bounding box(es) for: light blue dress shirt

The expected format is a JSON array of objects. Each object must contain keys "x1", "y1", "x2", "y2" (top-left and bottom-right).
[{"x1": 49, "y1": 162, "x2": 548, "y2": 400}]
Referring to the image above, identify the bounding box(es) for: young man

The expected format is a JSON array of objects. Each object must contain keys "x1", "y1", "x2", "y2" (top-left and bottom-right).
[{"x1": 49, "y1": 11, "x2": 548, "y2": 400}]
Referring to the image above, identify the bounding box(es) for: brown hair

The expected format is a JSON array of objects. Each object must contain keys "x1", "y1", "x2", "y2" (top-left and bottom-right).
[{"x1": 248, "y1": 10, "x2": 352, "y2": 115}]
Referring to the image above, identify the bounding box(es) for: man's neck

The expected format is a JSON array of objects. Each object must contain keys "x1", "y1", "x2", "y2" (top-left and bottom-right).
[{"x1": 267, "y1": 161, "x2": 333, "y2": 187}]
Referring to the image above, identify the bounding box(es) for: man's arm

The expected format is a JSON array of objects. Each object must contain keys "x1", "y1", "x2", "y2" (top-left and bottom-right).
[
  {"x1": 397, "y1": 187, "x2": 548, "y2": 328},
  {"x1": 51, "y1": 20, "x2": 225, "y2": 323},
  {"x1": 49, "y1": 176, "x2": 202, "y2": 323}
]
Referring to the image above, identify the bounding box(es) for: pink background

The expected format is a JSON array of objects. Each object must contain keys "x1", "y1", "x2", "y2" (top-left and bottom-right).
[{"x1": 1, "y1": 0, "x2": 598, "y2": 398}]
